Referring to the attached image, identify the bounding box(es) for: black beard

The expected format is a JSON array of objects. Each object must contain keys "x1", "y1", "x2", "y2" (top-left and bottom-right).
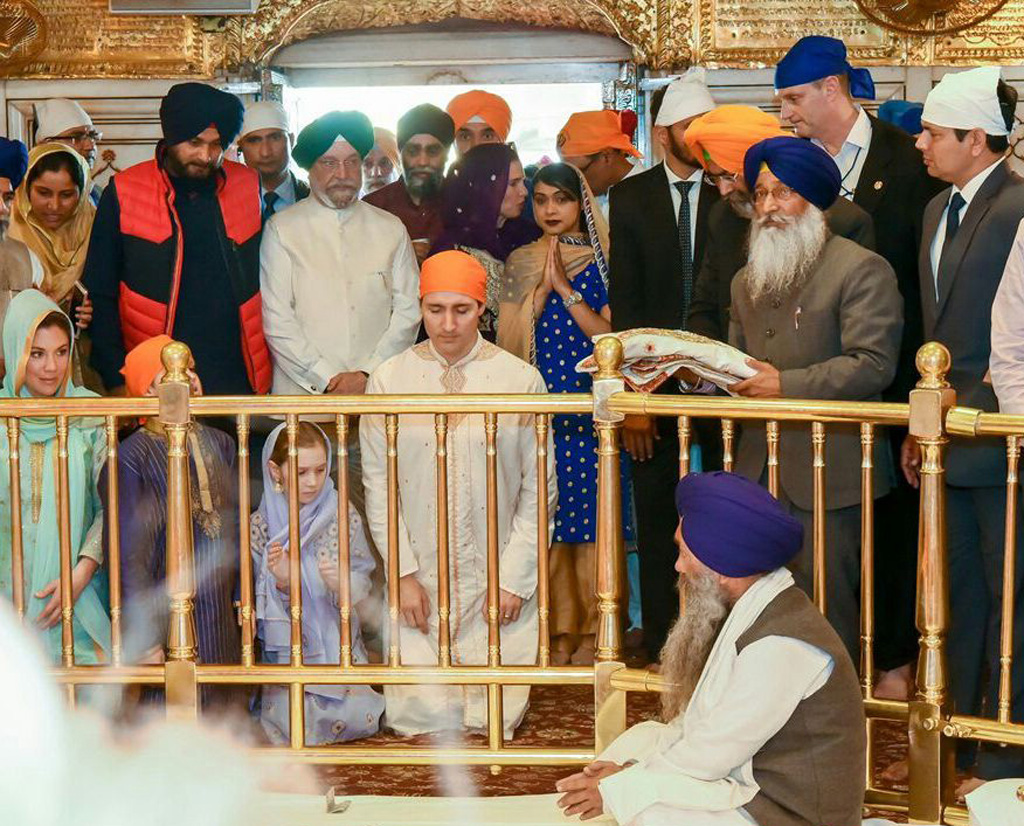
[
  {"x1": 163, "y1": 149, "x2": 218, "y2": 181},
  {"x1": 405, "y1": 168, "x2": 442, "y2": 200}
]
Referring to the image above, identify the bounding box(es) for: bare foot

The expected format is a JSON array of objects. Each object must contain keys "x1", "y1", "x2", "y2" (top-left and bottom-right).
[
  {"x1": 956, "y1": 776, "x2": 986, "y2": 801},
  {"x1": 874, "y1": 663, "x2": 915, "y2": 701},
  {"x1": 879, "y1": 759, "x2": 908, "y2": 784}
]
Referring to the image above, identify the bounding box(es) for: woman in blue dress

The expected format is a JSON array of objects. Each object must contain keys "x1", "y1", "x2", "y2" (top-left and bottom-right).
[{"x1": 498, "y1": 162, "x2": 632, "y2": 665}]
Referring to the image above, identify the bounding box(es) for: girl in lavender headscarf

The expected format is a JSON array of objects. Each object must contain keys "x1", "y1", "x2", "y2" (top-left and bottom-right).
[{"x1": 252, "y1": 421, "x2": 383, "y2": 745}]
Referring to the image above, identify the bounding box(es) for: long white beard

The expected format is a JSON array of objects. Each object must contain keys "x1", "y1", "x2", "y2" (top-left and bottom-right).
[
  {"x1": 659, "y1": 568, "x2": 730, "y2": 723},
  {"x1": 744, "y1": 205, "x2": 828, "y2": 303}
]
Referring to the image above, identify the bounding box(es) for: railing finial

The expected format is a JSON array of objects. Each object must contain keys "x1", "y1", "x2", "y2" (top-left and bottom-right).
[
  {"x1": 593, "y1": 334, "x2": 624, "y2": 380},
  {"x1": 161, "y1": 340, "x2": 192, "y2": 383},
  {"x1": 915, "y1": 342, "x2": 951, "y2": 390}
]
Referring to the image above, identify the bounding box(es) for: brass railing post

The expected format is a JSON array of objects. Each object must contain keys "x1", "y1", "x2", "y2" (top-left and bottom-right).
[
  {"x1": 592, "y1": 336, "x2": 626, "y2": 664},
  {"x1": 159, "y1": 341, "x2": 198, "y2": 717},
  {"x1": 908, "y1": 342, "x2": 956, "y2": 823}
]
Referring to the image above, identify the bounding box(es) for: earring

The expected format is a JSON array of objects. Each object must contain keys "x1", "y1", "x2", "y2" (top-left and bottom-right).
[{"x1": 273, "y1": 480, "x2": 284, "y2": 493}]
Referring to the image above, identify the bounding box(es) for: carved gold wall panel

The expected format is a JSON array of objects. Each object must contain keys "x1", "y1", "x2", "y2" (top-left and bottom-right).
[{"x1": 4, "y1": 0, "x2": 1024, "y2": 78}]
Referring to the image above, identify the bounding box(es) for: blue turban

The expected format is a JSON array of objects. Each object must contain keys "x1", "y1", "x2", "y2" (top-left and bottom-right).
[
  {"x1": 675, "y1": 472, "x2": 803, "y2": 578},
  {"x1": 878, "y1": 99, "x2": 924, "y2": 136},
  {"x1": 743, "y1": 136, "x2": 842, "y2": 211},
  {"x1": 293, "y1": 111, "x2": 375, "y2": 170},
  {"x1": 0, "y1": 138, "x2": 28, "y2": 189},
  {"x1": 775, "y1": 36, "x2": 875, "y2": 101},
  {"x1": 159, "y1": 82, "x2": 244, "y2": 147}
]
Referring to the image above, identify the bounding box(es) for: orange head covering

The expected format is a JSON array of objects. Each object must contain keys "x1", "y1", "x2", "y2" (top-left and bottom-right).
[
  {"x1": 683, "y1": 105, "x2": 788, "y2": 175},
  {"x1": 446, "y1": 91, "x2": 512, "y2": 141},
  {"x1": 557, "y1": 110, "x2": 642, "y2": 159},
  {"x1": 121, "y1": 334, "x2": 174, "y2": 397},
  {"x1": 419, "y1": 251, "x2": 487, "y2": 304}
]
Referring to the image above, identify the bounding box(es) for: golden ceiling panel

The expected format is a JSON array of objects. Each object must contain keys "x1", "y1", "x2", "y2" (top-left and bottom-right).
[{"x1": 933, "y1": 2, "x2": 1024, "y2": 62}]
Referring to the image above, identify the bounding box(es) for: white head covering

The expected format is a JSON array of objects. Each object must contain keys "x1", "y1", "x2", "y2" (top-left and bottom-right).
[
  {"x1": 239, "y1": 101, "x2": 291, "y2": 140},
  {"x1": 35, "y1": 99, "x2": 93, "y2": 141},
  {"x1": 922, "y1": 66, "x2": 1010, "y2": 137},
  {"x1": 654, "y1": 68, "x2": 716, "y2": 127}
]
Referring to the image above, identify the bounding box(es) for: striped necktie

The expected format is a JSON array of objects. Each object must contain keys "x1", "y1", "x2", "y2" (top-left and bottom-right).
[{"x1": 675, "y1": 181, "x2": 695, "y2": 320}]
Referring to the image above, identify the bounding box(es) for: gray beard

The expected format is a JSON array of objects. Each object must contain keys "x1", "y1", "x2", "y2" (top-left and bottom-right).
[
  {"x1": 0, "y1": 219, "x2": 7, "y2": 241},
  {"x1": 659, "y1": 568, "x2": 730, "y2": 723},
  {"x1": 727, "y1": 190, "x2": 755, "y2": 219},
  {"x1": 744, "y1": 206, "x2": 828, "y2": 303}
]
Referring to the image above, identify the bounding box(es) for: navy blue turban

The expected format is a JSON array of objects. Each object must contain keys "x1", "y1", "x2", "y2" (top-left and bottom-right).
[
  {"x1": 0, "y1": 138, "x2": 28, "y2": 189},
  {"x1": 775, "y1": 36, "x2": 876, "y2": 101},
  {"x1": 743, "y1": 136, "x2": 842, "y2": 211},
  {"x1": 675, "y1": 472, "x2": 803, "y2": 578},
  {"x1": 159, "y1": 82, "x2": 244, "y2": 147},
  {"x1": 293, "y1": 111, "x2": 375, "y2": 170},
  {"x1": 878, "y1": 100, "x2": 924, "y2": 137},
  {"x1": 398, "y1": 104, "x2": 454, "y2": 150}
]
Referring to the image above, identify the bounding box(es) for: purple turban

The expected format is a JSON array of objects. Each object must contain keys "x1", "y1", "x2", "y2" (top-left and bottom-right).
[
  {"x1": 0, "y1": 138, "x2": 28, "y2": 189},
  {"x1": 775, "y1": 36, "x2": 875, "y2": 100},
  {"x1": 743, "y1": 136, "x2": 842, "y2": 211},
  {"x1": 675, "y1": 471, "x2": 803, "y2": 577},
  {"x1": 160, "y1": 82, "x2": 244, "y2": 147}
]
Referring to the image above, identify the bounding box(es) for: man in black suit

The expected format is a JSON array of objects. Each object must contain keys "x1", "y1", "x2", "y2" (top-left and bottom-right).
[
  {"x1": 903, "y1": 68, "x2": 1024, "y2": 783},
  {"x1": 683, "y1": 104, "x2": 876, "y2": 343},
  {"x1": 238, "y1": 100, "x2": 310, "y2": 223},
  {"x1": 774, "y1": 37, "x2": 945, "y2": 695},
  {"x1": 608, "y1": 72, "x2": 718, "y2": 660}
]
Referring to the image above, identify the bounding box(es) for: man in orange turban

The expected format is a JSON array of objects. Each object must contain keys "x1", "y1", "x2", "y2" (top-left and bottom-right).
[
  {"x1": 685, "y1": 104, "x2": 788, "y2": 185},
  {"x1": 446, "y1": 90, "x2": 512, "y2": 157},
  {"x1": 120, "y1": 333, "x2": 201, "y2": 397},
  {"x1": 360, "y1": 250, "x2": 556, "y2": 740},
  {"x1": 557, "y1": 110, "x2": 642, "y2": 198}
]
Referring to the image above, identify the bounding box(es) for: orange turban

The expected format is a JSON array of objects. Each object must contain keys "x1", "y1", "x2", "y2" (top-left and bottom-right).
[
  {"x1": 419, "y1": 251, "x2": 487, "y2": 304},
  {"x1": 684, "y1": 105, "x2": 788, "y2": 175},
  {"x1": 121, "y1": 335, "x2": 174, "y2": 397},
  {"x1": 446, "y1": 91, "x2": 512, "y2": 141},
  {"x1": 557, "y1": 110, "x2": 642, "y2": 159}
]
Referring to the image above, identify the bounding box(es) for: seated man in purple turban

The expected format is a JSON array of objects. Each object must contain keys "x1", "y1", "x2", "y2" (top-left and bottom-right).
[
  {"x1": 724, "y1": 135, "x2": 902, "y2": 661},
  {"x1": 555, "y1": 471, "x2": 866, "y2": 826}
]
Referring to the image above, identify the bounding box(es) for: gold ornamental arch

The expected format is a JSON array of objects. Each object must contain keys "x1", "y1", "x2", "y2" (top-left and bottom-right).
[{"x1": 227, "y1": 0, "x2": 674, "y2": 71}]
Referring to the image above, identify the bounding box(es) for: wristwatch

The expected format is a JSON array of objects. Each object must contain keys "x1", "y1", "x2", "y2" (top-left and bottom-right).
[{"x1": 562, "y1": 290, "x2": 584, "y2": 310}]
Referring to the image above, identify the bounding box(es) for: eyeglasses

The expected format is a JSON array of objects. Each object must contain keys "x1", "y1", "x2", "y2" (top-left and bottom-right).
[
  {"x1": 54, "y1": 129, "x2": 102, "y2": 145},
  {"x1": 753, "y1": 185, "x2": 797, "y2": 204},
  {"x1": 315, "y1": 156, "x2": 360, "y2": 172},
  {"x1": 704, "y1": 170, "x2": 739, "y2": 186}
]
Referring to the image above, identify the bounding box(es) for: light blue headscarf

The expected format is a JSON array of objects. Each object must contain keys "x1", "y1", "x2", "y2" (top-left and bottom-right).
[{"x1": 0, "y1": 289, "x2": 110, "y2": 662}]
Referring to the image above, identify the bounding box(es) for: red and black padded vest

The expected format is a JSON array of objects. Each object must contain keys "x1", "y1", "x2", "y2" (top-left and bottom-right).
[{"x1": 112, "y1": 158, "x2": 272, "y2": 394}]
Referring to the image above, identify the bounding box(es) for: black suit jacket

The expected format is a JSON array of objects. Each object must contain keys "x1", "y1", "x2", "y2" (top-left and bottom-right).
[
  {"x1": 608, "y1": 163, "x2": 720, "y2": 332},
  {"x1": 854, "y1": 115, "x2": 945, "y2": 400},
  {"x1": 291, "y1": 171, "x2": 310, "y2": 201},
  {"x1": 919, "y1": 160, "x2": 1024, "y2": 486},
  {"x1": 688, "y1": 195, "x2": 876, "y2": 342}
]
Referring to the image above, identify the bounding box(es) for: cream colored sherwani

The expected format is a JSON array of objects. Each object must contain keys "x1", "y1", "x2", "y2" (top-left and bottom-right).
[
  {"x1": 260, "y1": 195, "x2": 421, "y2": 396},
  {"x1": 360, "y1": 334, "x2": 557, "y2": 738}
]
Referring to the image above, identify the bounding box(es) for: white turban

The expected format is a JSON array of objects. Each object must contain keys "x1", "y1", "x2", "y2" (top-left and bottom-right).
[
  {"x1": 239, "y1": 101, "x2": 291, "y2": 140},
  {"x1": 922, "y1": 66, "x2": 1010, "y2": 137},
  {"x1": 35, "y1": 99, "x2": 92, "y2": 140},
  {"x1": 654, "y1": 68, "x2": 716, "y2": 127}
]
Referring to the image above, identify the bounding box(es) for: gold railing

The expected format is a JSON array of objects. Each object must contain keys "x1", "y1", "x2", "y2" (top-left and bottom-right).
[{"x1": 4, "y1": 337, "x2": 1023, "y2": 819}]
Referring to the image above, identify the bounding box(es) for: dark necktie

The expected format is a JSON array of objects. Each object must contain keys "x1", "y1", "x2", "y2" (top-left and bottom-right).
[
  {"x1": 675, "y1": 181, "x2": 695, "y2": 320},
  {"x1": 944, "y1": 191, "x2": 967, "y2": 247},
  {"x1": 262, "y1": 190, "x2": 280, "y2": 224}
]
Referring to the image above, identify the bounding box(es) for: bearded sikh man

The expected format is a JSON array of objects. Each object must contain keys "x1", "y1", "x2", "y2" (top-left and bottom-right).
[
  {"x1": 727, "y1": 136, "x2": 902, "y2": 659},
  {"x1": 556, "y1": 471, "x2": 865, "y2": 826},
  {"x1": 446, "y1": 90, "x2": 512, "y2": 157},
  {"x1": 360, "y1": 250, "x2": 556, "y2": 737},
  {"x1": 684, "y1": 104, "x2": 874, "y2": 343},
  {"x1": 237, "y1": 100, "x2": 309, "y2": 222},
  {"x1": 365, "y1": 103, "x2": 454, "y2": 263},
  {"x1": 361, "y1": 127, "x2": 400, "y2": 196},
  {"x1": 557, "y1": 109, "x2": 643, "y2": 200},
  {"x1": 84, "y1": 82, "x2": 271, "y2": 396},
  {"x1": 606, "y1": 68, "x2": 718, "y2": 663}
]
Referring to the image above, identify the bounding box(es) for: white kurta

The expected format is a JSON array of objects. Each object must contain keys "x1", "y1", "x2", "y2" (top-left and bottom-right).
[
  {"x1": 360, "y1": 335, "x2": 557, "y2": 738},
  {"x1": 260, "y1": 195, "x2": 421, "y2": 396}
]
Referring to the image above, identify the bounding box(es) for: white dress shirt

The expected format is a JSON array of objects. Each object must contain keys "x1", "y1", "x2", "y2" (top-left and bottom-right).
[
  {"x1": 812, "y1": 107, "x2": 872, "y2": 199},
  {"x1": 991, "y1": 218, "x2": 1024, "y2": 413},
  {"x1": 263, "y1": 172, "x2": 297, "y2": 210},
  {"x1": 929, "y1": 158, "x2": 1005, "y2": 296},
  {"x1": 260, "y1": 195, "x2": 421, "y2": 395},
  {"x1": 663, "y1": 161, "x2": 704, "y2": 258}
]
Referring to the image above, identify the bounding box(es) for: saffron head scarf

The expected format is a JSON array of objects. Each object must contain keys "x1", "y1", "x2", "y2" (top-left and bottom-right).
[
  {"x1": 446, "y1": 91, "x2": 512, "y2": 141},
  {"x1": 371, "y1": 127, "x2": 400, "y2": 168},
  {"x1": 8, "y1": 143, "x2": 94, "y2": 308},
  {"x1": 743, "y1": 136, "x2": 842, "y2": 211},
  {"x1": 557, "y1": 110, "x2": 642, "y2": 158},
  {"x1": 775, "y1": 36, "x2": 876, "y2": 100},
  {"x1": 684, "y1": 105, "x2": 788, "y2": 175},
  {"x1": 420, "y1": 250, "x2": 487, "y2": 303},
  {"x1": 121, "y1": 334, "x2": 174, "y2": 398}
]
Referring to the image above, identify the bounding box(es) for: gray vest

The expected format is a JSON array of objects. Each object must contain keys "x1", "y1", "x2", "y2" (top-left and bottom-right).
[{"x1": 736, "y1": 586, "x2": 866, "y2": 826}]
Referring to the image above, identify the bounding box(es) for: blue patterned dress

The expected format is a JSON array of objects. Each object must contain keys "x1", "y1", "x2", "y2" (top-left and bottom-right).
[{"x1": 534, "y1": 260, "x2": 634, "y2": 544}]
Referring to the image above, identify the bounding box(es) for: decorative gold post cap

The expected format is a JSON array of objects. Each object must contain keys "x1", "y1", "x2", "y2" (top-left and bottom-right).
[
  {"x1": 915, "y1": 341, "x2": 951, "y2": 390},
  {"x1": 593, "y1": 335, "x2": 624, "y2": 380},
  {"x1": 160, "y1": 341, "x2": 192, "y2": 383}
]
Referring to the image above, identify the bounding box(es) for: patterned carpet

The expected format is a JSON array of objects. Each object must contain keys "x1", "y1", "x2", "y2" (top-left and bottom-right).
[{"x1": 304, "y1": 685, "x2": 911, "y2": 821}]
